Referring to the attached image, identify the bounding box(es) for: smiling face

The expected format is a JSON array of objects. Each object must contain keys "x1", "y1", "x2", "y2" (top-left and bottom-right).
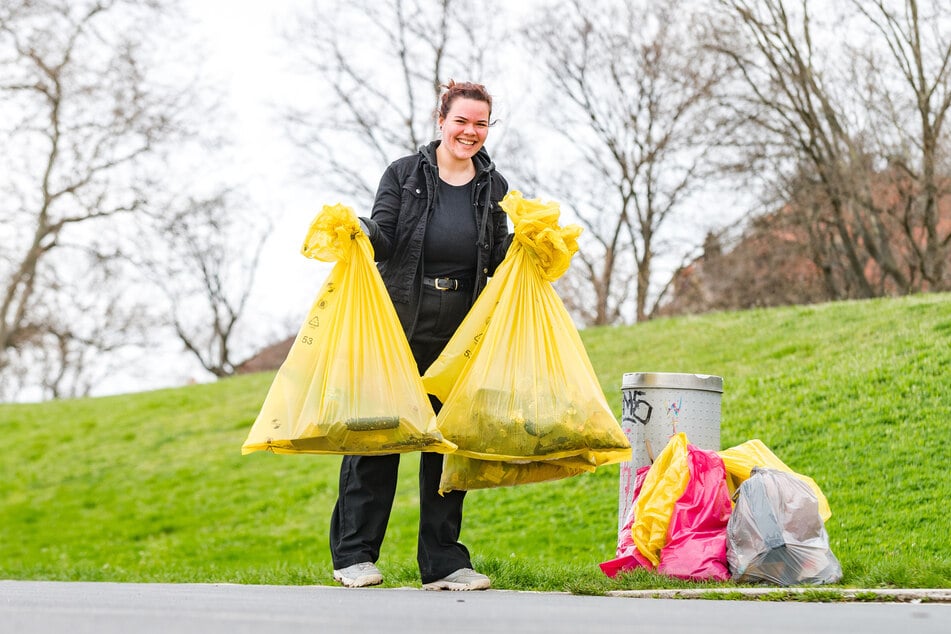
[{"x1": 438, "y1": 97, "x2": 491, "y2": 164}]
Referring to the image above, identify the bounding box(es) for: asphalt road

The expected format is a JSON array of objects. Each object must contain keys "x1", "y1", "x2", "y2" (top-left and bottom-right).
[{"x1": 1, "y1": 581, "x2": 948, "y2": 634}]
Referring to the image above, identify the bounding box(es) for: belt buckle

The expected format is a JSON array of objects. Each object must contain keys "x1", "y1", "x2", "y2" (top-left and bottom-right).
[{"x1": 434, "y1": 277, "x2": 457, "y2": 291}]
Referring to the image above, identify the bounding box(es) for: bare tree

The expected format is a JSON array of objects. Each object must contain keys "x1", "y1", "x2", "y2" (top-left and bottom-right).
[
  {"x1": 0, "y1": 0, "x2": 264, "y2": 400},
  {"x1": 0, "y1": 0, "x2": 199, "y2": 400},
  {"x1": 853, "y1": 0, "x2": 951, "y2": 291},
  {"x1": 709, "y1": 0, "x2": 951, "y2": 300},
  {"x1": 523, "y1": 0, "x2": 729, "y2": 324},
  {"x1": 283, "y1": 0, "x2": 507, "y2": 209},
  {"x1": 139, "y1": 191, "x2": 272, "y2": 378}
]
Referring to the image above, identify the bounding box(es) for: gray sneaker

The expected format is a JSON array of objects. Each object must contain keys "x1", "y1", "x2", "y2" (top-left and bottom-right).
[
  {"x1": 422, "y1": 568, "x2": 491, "y2": 591},
  {"x1": 333, "y1": 562, "x2": 383, "y2": 588}
]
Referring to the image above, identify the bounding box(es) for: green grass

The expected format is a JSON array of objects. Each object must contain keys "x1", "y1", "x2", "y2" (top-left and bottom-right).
[{"x1": 2, "y1": 293, "x2": 950, "y2": 593}]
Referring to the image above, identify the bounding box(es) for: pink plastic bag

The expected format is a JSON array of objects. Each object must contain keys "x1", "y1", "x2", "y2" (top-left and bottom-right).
[
  {"x1": 600, "y1": 465, "x2": 653, "y2": 577},
  {"x1": 601, "y1": 444, "x2": 732, "y2": 581},
  {"x1": 658, "y1": 446, "x2": 732, "y2": 581}
]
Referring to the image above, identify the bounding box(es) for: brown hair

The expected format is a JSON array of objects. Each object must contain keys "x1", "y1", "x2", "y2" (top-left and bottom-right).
[{"x1": 436, "y1": 79, "x2": 493, "y2": 120}]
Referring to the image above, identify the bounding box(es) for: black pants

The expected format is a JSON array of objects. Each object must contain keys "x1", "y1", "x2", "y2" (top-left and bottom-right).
[{"x1": 330, "y1": 284, "x2": 473, "y2": 584}]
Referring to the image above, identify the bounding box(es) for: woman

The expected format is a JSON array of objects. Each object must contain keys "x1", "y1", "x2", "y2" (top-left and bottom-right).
[{"x1": 330, "y1": 80, "x2": 511, "y2": 591}]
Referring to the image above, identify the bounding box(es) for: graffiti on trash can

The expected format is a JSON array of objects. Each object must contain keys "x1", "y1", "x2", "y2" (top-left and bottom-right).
[
  {"x1": 622, "y1": 390, "x2": 653, "y2": 425},
  {"x1": 666, "y1": 396, "x2": 683, "y2": 419}
]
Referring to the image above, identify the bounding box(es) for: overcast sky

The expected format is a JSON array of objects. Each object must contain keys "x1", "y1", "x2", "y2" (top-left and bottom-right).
[
  {"x1": 187, "y1": 0, "x2": 333, "y2": 327},
  {"x1": 84, "y1": 2, "x2": 326, "y2": 398},
  {"x1": 92, "y1": 0, "x2": 741, "y2": 397},
  {"x1": 180, "y1": 0, "x2": 537, "y2": 347}
]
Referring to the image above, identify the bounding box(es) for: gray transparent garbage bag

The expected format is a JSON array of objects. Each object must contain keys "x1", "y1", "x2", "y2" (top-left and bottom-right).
[{"x1": 726, "y1": 467, "x2": 842, "y2": 585}]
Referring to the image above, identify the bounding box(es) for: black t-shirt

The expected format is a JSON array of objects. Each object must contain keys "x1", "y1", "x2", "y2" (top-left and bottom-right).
[{"x1": 423, "y1": 178, "x2": 478, "y2": 278}]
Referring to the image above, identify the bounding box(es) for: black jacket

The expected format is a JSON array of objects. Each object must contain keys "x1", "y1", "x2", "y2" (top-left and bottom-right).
[{"x1": 361, "y1": 140, "x2": 510, "y2": 338}]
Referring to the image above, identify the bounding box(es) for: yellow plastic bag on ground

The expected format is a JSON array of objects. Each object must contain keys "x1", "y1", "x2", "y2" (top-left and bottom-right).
[
  {"x1": 632, "y1": 433, "x2": 691, "y2": 567},
  {"x1": 718, "y1": 439, "x2": 831, "y2": 521},
  {"x1": 422, "y1": 192, "x2": 631, "y2": 492},
  {"x1": 242, "y1": 204, "x2": 455, "y2": 456}
]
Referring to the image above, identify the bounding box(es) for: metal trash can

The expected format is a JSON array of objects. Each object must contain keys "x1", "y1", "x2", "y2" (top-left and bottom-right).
[{"x1": 618, "y1": 372, "x2": 723, "y2": 530}]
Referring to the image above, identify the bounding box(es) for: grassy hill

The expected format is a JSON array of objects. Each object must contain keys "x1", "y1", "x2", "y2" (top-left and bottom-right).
[{"x1": 1, "y1": 293, "x2": 949, "y2": 592}]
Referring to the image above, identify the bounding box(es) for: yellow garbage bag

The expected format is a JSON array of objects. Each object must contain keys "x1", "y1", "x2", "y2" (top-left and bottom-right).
[
  {"x1": 438, "y1": 455, "x2": 593, "y2": 493},
  {"x1": 423, "y1": 191, "x2": 631, "y2": 492},
  {"x1": 631, "y1": 433, "x2": 691, "y2": 567},
  {"x1": 242, "y1": 204, "x2": 455, "y2": 456},
  {"x1": 718, "y1": 439, "x2": 831, "y2": 521}
]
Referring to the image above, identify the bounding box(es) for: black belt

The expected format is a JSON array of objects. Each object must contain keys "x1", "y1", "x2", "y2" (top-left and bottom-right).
[{"x1": 423, "y1": 276, "x2": 472, "y2": 292}]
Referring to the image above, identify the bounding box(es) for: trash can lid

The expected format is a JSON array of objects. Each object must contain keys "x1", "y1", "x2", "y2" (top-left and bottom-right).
[{"x1": 621, "y1": 372, "x2": 723, "y2": 393}]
